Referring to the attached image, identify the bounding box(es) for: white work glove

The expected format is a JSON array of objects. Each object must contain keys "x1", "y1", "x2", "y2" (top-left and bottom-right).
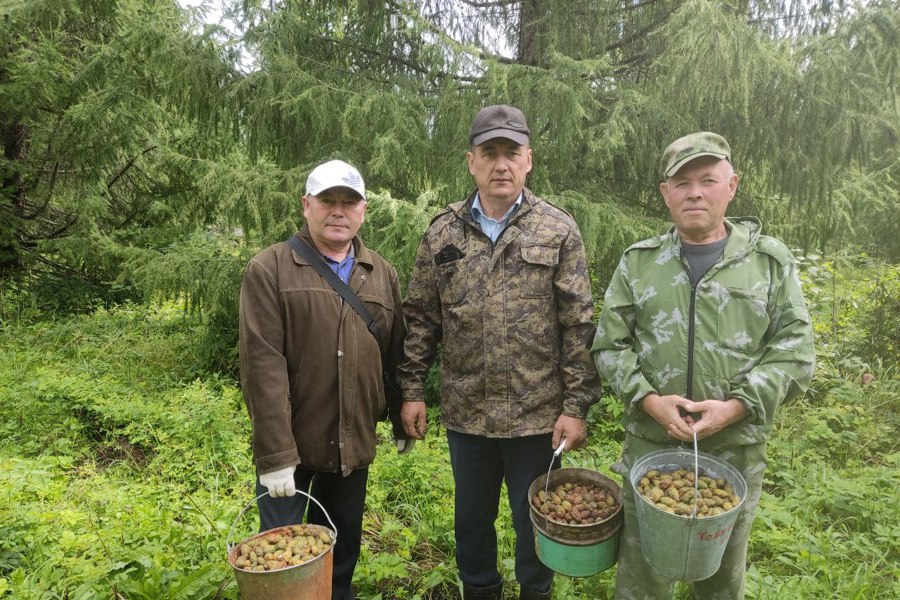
[
  {"x1": 396, "y1": 439, "x2": 416, "y2": 455},
  {"x1": 259, "y1": 466, "x2": 297, "y2": 498}
]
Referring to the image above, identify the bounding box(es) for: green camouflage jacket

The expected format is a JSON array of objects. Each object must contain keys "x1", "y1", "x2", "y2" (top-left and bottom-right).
[
  {"x1": 591, "y1": 217, "x2": 814, "y2": 449},
  {"x1": 399, "y1": 188, "x2": 600, "y2": 437}
]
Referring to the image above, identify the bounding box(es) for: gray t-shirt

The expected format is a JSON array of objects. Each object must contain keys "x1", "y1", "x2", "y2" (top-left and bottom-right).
[{"x1": 682, "y1": 236, "x2": 729, "y2": 287}]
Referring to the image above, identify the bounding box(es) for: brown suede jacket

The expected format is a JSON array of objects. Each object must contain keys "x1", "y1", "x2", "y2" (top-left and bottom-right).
[{"x1": 239, "y1": 226, "x2": 406, "y2": 476}]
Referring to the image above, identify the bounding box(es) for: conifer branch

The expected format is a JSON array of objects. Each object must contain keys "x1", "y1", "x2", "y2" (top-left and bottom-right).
[
  {"x1": 456, "y1": 0, "x2": 517, "y2": 7},
  {"x1": 622, "y1": 0, "x2": 665, "y2": 12},
  {"x1": 106, "y1": 145, "x2": 158, "y2": 191},
  {"x1": 604, "y1": 10, "x2": 671, "y2": 53}
]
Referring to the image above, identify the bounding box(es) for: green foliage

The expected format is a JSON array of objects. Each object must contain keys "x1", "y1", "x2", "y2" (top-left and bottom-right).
[
  {"x1": 0, "y1": 304, "x2": 251, "y2": 599},
  {"x1": 3, "y1": 254, "x2": 897, "y2": 599},
  {"x1": 799, "y1": 252, "x2": 900, "y2": 370},
  {"x1": 0, "y1": 0, "x2": 237, "y2": 306},
  {"x1": 1, "y1": 0, "x2": 899, "y2": 595},
  {"x1": 360, "y1": 190, "x2": 443, "y2": 291},
  {"x1": 4, "y1": 0, "x2": 898, "y2": 373}
]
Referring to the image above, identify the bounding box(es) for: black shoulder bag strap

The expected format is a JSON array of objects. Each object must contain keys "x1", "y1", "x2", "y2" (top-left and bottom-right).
[
  {"x1": 284, "y1": 235, "x2": 385, "y2": 353},
  {"x1": 285, "y1": 234, "x2": 406, "y2": 437}
]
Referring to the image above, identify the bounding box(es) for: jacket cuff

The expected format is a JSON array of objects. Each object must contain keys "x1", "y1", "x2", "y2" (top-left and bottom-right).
[
  {"x1": 400, "y1": 385, "x2": 426, "y2": 402},
  {"x1": 729, "y1": 391, "x2": 764, "y2": 425},
  {"x1": 256, "y1": 450, "x2": 301, "y2": 475},
  {"x1": 562, "y1": 400, "x2": 590, "y2": 419},
  {"x1": 626, "y1": 381, "x2": 658, "y2": 414}
]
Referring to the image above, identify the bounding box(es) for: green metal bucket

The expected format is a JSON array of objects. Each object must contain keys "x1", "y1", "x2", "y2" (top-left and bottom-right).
[
  {"x1": 630, "y1": 449, "x2": 747, "y2": 582},
  {"x1": 528, "y1": 468, "x2": 623, "y2": 577}
]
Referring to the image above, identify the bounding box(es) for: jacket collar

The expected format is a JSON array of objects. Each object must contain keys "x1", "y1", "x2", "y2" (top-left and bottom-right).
[
  {"x1": 453, "y1": 187, "x2": 536, "y2": 226},
  {"x1": 664, "y1": 217, "x2": 762, "y2": 262},
  {"x1": 294, "y1": 225, "x2": 375, "y2": 270}
]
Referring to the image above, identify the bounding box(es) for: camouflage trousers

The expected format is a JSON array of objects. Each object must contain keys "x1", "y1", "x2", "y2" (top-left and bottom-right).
[{"x1": 611, "y1": 435, "x2": 767, "y2": 600}]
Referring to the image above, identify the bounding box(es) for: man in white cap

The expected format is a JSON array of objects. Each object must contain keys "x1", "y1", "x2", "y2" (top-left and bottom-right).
[{"x1": 239, "y1": 159, "x2": 410, "y2": 600}]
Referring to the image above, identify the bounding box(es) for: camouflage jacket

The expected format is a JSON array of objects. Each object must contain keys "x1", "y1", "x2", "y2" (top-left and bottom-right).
[
  {"x1": 398, "y1": 188, "x2": 600, "y2": 437},
  {"x1": 591, "y1": 217, "x2": 815, "y2": 449}
]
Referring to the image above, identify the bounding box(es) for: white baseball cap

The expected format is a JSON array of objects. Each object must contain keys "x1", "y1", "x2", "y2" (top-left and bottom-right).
[{"x1": 305, "y1": 160, "x2": 366, "y2": 200}]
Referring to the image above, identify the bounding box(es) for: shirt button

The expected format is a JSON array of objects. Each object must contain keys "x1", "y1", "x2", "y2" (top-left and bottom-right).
[
  {"x1": 339, "y1": 443, "x2": 344, "y2": 449},
  {"x1": 360, "y1": 274, "x2": 367, "y2": 281},
  {"x1": 341, "y1": 464, "x2": 346, "y2": 471},
  {"x1": 330, "y1": 441, "x2": 335, "y2": 446},
  {"x1": 337, "y1": 350, "x2": 344, "y2": 357}
]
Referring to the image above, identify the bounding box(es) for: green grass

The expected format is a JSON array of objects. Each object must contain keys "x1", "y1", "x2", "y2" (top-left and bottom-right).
[{"x1": 1, "y1": 256, "x2": 898, "y2": 599}]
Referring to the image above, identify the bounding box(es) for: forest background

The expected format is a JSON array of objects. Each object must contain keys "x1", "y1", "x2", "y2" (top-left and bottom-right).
[{"x1": 0, "y1": 0, "x2": 897, "y2": 598}]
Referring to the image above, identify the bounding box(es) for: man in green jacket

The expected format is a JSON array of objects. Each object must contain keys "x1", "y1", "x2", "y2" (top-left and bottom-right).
[
  {"x1": 399, "y1": 105, "x2": 600, "y2": 600},
  {"x1": 239, "y1": 159, "x2": 408, "y2": 600},
  {"x1": 592, "y1": 132, "x2": 815, "y2": 599}
]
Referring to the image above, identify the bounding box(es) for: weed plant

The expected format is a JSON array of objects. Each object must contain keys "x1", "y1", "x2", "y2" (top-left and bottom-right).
[{"x1": 0, "y1": 257, "x2": 897, "y2": 599}]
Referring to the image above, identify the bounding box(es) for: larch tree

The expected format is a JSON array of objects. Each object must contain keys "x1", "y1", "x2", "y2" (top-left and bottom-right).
[{"x1": 1, "y1": 0, "x2": 896, "y2": 372}]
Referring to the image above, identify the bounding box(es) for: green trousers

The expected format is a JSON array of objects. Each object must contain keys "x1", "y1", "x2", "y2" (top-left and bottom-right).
[{"x1": 612, "y1": 435, "x2": 767, "y2": 600}]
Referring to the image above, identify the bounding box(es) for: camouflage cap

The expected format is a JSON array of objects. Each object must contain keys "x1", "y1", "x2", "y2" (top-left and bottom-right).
[
  {"x1": 469, "y1": 104, "x2": 530, "y2": 146},
  {"x1": 661, "y1": 132, "x2": 731, "y2": 178}
]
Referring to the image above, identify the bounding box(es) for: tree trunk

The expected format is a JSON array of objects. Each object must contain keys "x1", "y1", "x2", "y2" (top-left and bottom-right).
[
  {"x1": 0, "y1": 117, "x2": 26, "y2": 275},
  {"x1": 517, "y1": 0, "x2": 541, "y2": 66}
]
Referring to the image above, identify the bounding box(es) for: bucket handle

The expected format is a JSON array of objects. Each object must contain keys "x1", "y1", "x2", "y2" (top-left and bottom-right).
[
  {"x1": 690, "y1": 428, "x2": 699, "y2": 519},
  {"x1": 226, "y1": 490, "x2": 339, "y2": 554}
]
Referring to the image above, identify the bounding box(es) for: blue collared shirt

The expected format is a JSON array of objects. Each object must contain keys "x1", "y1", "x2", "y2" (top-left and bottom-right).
[
  {"x1": 471, "y1": 192, "x2": 523, "y2": 243},
  {"x1": 324, "y1": 243, "x2": 356, "y2": 284}
]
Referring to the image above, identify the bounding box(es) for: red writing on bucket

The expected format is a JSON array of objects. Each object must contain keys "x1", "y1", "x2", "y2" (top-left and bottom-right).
[{"x1": 697, "y1": 523, "x2": 735, "y2": 545}]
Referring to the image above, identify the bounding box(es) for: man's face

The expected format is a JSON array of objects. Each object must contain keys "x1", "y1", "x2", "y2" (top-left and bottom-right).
[
  {"x1": 659, "y1": 156, "x2": 738, "y2": 244},
  {"x1": 467, "y1": 138, "x2": 532, "y2": 206},
  {"x1": 301, "y1": 187, "x2": 367, "y2": 251}
]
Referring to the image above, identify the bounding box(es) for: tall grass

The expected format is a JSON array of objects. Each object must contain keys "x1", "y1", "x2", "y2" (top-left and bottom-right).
[{"x1": 0, "y1": 256, "x2": 897, "y2": 598}]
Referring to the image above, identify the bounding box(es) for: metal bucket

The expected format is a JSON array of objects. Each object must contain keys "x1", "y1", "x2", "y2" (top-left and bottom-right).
[
  {"x1": 227, "y1": 491, "x2": 338, "y2": 599},
  {"x1": 630, "y1": 448, "x2": 747, "y2": 582},
  {"x1": 528, "y1": 468, "x2": 623, "y2": 577}
]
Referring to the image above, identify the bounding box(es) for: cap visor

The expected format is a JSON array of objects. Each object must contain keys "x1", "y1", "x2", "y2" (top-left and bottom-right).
[
  {"x1": 306, "y1": 185, "x2": 365, "y2": 200},
  {"x1": 665, "y1": 152, "x2": 729, "y2": 177},
  {"x1": 472, "y1": 129, "x2": 529, "y2": 146}
]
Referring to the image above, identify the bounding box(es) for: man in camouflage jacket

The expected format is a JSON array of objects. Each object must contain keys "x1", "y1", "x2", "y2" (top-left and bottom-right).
[
  {"x1": 592, "y1": 132, "x2": 815, "y2": 599},
  {"x1": 398, "y1": 105, "x2": 600, "y2": 600}
]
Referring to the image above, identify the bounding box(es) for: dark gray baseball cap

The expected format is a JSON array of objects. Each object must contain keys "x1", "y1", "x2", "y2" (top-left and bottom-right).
[
  {"x1": 661, "y1": 132, "x2": 731, "y2": 178},
  {"x1": 469, "y1": 104, "x2": 530, "y2": 146}
]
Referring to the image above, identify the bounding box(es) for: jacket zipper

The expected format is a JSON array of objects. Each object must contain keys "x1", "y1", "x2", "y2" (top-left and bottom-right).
[
  {"x1": 686, "y1": 285, "x2": 697, "y2": 401},
  {"x1": 681, "y1": 247, "x2": 697, "y2": 402},
  {"x1": 684, "y1": 245, "x2": 731, "y2": 402}
]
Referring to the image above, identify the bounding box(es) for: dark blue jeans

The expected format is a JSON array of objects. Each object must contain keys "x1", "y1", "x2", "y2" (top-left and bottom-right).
[
  {"x1": 447, "y1": 430, "x2": 558, "y2": 594},
  {"x1": 256, "y1": 467, "x2": 369, "y2": 600}
]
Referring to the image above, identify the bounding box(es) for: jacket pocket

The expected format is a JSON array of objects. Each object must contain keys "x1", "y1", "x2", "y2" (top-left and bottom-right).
[
  {"x1": 713, "y1": 286, "x2": 770, "y2": 354},
  {"x1": 520, "y1": 244, "x2": 558, "y2": 298},
  {"x1": 359, "y1": 293, "x2": 395, "y2": 352},
  {"x1": 699, "y1": 285, "x2": 770, "y2": 381},
  {"x1": 438, "y1": 260, "x2": 467, "y2": 305}
]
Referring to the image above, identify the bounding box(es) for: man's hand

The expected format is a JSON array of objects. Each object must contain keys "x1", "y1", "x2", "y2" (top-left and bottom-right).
[
  {"x1": 641, "y1": 393, "x2": 695, "y2": 442},
  {"x1": 259, "y1": 466, "x2": 296, "y2": 498},
  {"x1": 401, "y1": 401, "x2": 428, "y2": 439},
  {"x1": 396, "y1": 439, "x2": 416, "y2": 454},
  {"x1": 678, "y1": 398, "x2": 748, "y2": 440},
  {"x1": 553, "y1": 415, "x2": 587, "y2": 451}
]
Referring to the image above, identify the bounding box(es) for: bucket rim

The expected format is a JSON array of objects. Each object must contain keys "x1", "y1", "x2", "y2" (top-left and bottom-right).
[
  {"x1": 530, "y1": 509, "x2": 622, "y2": 546},
  {"x1": 528, "y1": 467, "x2": 624, "y2": 532},
  {"x1": 630, "y1": 448, "x2": 747, "y2": 521},
  {"x1": 227, "y1": 490, "x2": 339, "y2": 555},
  {"x1": 228, "y1": 523, "x2": 336, "y2": 574}
]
